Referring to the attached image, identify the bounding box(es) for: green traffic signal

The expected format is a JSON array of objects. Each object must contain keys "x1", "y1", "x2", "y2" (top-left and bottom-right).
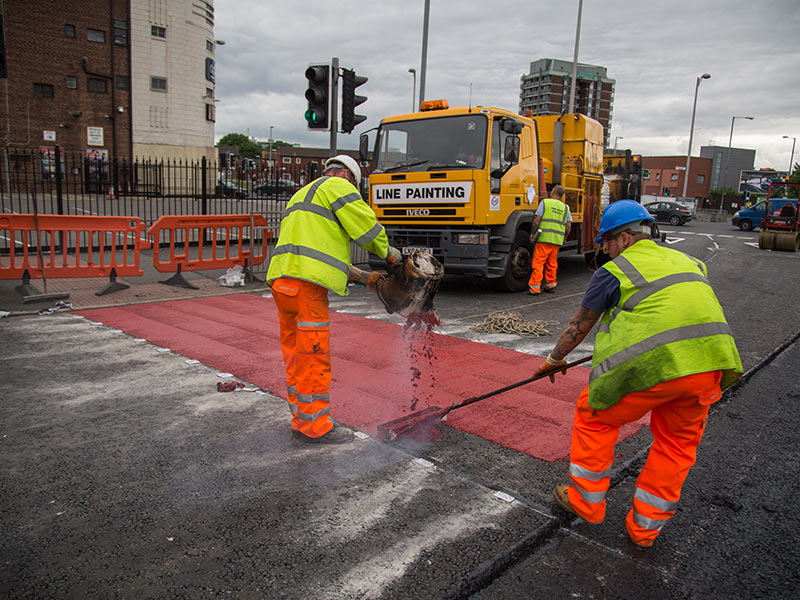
[{"x1": 305, "y1": 64, "x2": 330, "y2": 130}]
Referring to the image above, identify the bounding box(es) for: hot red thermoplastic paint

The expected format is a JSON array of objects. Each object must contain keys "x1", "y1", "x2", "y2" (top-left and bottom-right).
[{"x1": 77, "y1": 294, "x2": 648, "y2": 462}]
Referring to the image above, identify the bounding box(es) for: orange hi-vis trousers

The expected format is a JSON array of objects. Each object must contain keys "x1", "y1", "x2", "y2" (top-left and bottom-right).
[
  {"x1": 271, "y1": 277, "x2": 333, "y2": 438},
  {"x1": 567, "y1": 370, "x2": 723, "y2": 546},
  {"x1": 528, "y1": 242, "x2": 559, "y2": 293}
]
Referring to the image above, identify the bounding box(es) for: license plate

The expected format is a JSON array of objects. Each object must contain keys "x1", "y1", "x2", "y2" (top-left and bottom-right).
[{"x1": 401, "y1": 246, "x2": 432, "y2": 256}]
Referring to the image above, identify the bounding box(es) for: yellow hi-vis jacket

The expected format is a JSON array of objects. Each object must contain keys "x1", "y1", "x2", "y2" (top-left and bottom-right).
[
  {"x1": 536, "y1": 198, "x2": 570, "y2": 246},
  {"x1": 588, "y1": 240, "x2": 742, "y2": 409},
  {"x1": 266, "y1": 176, "x2": 389, "y2": 296}
]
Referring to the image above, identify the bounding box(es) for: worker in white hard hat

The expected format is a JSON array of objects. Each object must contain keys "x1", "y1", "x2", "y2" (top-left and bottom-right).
[{"x1": 267, "y1": 154, "x2": 402, "y2": 444}]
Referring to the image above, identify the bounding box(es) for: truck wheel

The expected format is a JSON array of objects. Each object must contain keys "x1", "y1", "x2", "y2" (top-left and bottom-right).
[
  {"x1": 739, "y1": 220, "x2": 753, "y2": 232},
  {"x1": 495, "y1": 231, "x2": 532, "y2": 292}
]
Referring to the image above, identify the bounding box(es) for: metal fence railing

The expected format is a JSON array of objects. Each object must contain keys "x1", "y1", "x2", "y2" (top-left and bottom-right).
[{"x1": 0, "y1": 147, "x2": 370, "y2": 278}]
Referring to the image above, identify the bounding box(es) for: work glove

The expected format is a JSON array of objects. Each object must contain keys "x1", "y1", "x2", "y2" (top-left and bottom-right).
[
  {"x1": 348, "y1": 266, "x2": 385, "y2": 292},
  {"x1": 533, "y1": 353, "x2": 568, "y2": 383},
  {"x1": 366, "y1": 271, "x2": 385, "y2": 292},
  {"x1": 385, "y1": 246, "x2": 403, "y2": 274}
]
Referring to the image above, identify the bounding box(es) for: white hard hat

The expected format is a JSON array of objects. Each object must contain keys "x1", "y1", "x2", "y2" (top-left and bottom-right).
[{"x1": 324, "y1": 154, "x2": 361, "y2": 186}]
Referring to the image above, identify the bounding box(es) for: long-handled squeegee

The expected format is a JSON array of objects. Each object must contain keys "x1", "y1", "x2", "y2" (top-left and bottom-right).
[{"x1": 376, "y1": 355, "x2": 592, "y2": 441}]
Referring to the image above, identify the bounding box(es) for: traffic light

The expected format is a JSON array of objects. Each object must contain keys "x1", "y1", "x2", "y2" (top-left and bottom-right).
[
  {"x1": 341, "y1": 68, "x2": 367, "y2": 133},
  {"x1": 305, "y1": 64, "x2": 330, "y2": 129},
  {"x1": 663, "y1": 186, "x2": 670, "y2": 196}
]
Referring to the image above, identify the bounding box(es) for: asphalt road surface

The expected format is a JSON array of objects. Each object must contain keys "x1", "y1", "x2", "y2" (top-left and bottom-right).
[{"x1": 2, "y1": 218, "x2": 799, "y2": 599}]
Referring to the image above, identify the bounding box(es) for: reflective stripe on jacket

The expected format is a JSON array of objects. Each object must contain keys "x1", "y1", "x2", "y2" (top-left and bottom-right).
[
  {"x1": 588, "y1": 239, "x2": 742, "y2": 409},
  {"x1": 536, "y1": 198, "x2": 569, "y2": 246},
  {"x1": 266, "y1": 176, "x2": 389, "y2": 296}
]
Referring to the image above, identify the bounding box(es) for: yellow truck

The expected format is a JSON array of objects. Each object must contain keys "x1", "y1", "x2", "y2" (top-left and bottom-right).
[{"x1": 361, "y1": 101, "x2": 604, "y2": 291}]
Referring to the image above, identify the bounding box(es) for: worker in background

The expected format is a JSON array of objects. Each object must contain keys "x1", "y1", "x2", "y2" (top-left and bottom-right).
[
  {"x1": 267, "y1": 154, "x2": 402, "y2": 444},
  {"x1": 533, "y1": 199, "x2": 742, "y2": 547},
  {"x1": 529, "y1": 184, "x2": 571, "y2": 295}
]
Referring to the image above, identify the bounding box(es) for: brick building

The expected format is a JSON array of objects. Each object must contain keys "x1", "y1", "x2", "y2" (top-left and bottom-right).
[
  {"x1": 0, "y1": 0, "x2": 216, "y2": 160},
  {"x1": 519, "y1": 58, "x2": 615, "y2": 147},
  {"x1": 274, "y1": 147, "x2": 367, "y2": 187},
  {"x1": 640, "y1": 156, "x2": 712, "y2": 200}
]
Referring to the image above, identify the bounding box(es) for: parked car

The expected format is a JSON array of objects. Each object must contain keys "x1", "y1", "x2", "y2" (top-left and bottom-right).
[
  {"x1": 643, "y1": 200, "x2": 694, "y2": 226},
  {"x1": 215, "y1": 179, "x2": 247, "y2": 199},
  {"x1": 255, "y1": 178, "x2": 300, "y2": 198},
  {"x1": 732, "y1": 199, "x2": 798, "y2": 231}
]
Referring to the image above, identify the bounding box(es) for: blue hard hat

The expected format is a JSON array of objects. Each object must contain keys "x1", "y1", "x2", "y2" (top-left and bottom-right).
[{"x1": 594, "y1": 199, "x2": 655, "y2": 244}]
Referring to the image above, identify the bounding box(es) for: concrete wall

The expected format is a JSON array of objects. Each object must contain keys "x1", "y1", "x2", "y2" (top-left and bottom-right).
[{"x1": 129, "y1": 0, "x2": 216, "y2": 160}]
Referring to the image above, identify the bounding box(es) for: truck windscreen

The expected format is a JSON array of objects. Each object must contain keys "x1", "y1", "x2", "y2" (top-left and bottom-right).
[{"x1": 373, "y1": 114, "x2": 488, "y2": 173}]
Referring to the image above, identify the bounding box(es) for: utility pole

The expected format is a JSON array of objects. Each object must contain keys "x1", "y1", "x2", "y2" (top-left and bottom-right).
[
  {"x1": 418, "y1": 0, "x2": 430, "y2": 107},
  {"x1": 568, "y1": 0, "x2": 583, "y2": 114}
]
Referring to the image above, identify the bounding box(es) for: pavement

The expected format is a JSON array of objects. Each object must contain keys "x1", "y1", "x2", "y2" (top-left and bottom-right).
[{"x1": 2, "y1": 247, "x2": 800, "y2": 599}]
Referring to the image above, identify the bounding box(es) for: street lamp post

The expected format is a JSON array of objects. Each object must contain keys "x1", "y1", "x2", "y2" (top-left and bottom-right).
[
  {"x1": 408, "y1": 68, "x2": 417, "y2": 112},
  {"x1": 568, "y1": 0, "x2": 584, "y2": 114},
  {"x1": 614, "y1": 136, "x2": 623, "y2": 151},
  {"x1": 681, "y1": 73, "x2": 711, "y2": 198},
  {"x1": 720, "y1": 116, "x2": 754, "y2": 210},
  {"x1": 268, "y1": 125, "x2": 274, "y2": 181},
  {"x1": 783, "y1": 135, "x2": 796, "y2": 175},
  {"x1": 682, "y1": 73, "x2": 711, "y2": 198}
]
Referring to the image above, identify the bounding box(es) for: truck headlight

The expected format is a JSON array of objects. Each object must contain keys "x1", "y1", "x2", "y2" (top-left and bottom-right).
[{"x1": 455, "y1": 233, "x2": 488, "y2": 245}]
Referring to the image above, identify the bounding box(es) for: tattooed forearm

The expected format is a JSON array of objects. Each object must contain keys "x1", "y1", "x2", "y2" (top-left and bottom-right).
[{"x1": 551, "y1": 305, "x2": 602, "y2": 360}]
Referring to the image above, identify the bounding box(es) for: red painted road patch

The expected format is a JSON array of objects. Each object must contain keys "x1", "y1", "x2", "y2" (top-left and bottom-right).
[{"x1": 77, "y1": 294, "x2": 648, "y2": 461}]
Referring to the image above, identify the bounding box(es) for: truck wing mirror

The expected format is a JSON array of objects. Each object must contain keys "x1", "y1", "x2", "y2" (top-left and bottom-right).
[
  {"x1": 502, "y1": 119, "x2": 523, "y2": 134},
  {"x1": 504, "y1": 136, "x2": 520, "y2": 164}
]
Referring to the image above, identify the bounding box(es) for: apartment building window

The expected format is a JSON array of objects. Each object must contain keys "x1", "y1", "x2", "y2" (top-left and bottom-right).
[
  {"x1": 65, "y1": 76, "x2": 77, "y2": 89},
  {"x1": 206, "y1": 40, "x2": 214, "y2": 52},
  {"x1": 282, "y1": 157, "x2": 291, "y2": 164},
  {"x1": 697, "y1": 174, "x2": 705, "y2": 184},
  {"x1": 87, "y1": 78, "x2": 107, "y2": 93},
  {"x1": 33, "y1": 83, "x2": 54, "y2": 98},
  {"x1": 151, "y1": 25, "x2": 166, "y2": 38},
  {"x1": 87, "y1": 29, "x2": 105, "y2": 43},
  {"x1": 116, "y1": 75, "x2": 129, "y2": 90},
  {"x1": 671, "y1": 173, "x2": 679, "y2": 181},
  {"x1": 205, "y1": 87, "x2": 214, "y2": 98},
  {"x1": 113, "y1": 19, "x2": 128, "y2": 46},
  {"x1": 64, "y1": 24, "x2": 75, "y2": 38},
  {"x1": 655, "y1": 172, "x2": 661, "y2": 181},
  {"x1": 205, "y1": 103, "x2": 215, "y2": 122},
  {"x1": 151, "y1": 76, "x2": 167, "y2": 92}
]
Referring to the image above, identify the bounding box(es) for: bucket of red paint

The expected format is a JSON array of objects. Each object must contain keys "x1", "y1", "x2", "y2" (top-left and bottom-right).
[{"x1": 377, "y1": 250, "x2": 444, "y2": 322}]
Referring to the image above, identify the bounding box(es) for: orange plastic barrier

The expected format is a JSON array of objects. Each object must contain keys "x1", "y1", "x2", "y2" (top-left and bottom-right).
[
  {"x1": 146, "y1": 215, "x2": 272, "y2": 285},
  {"x1": 0, "y1": 214, "x2": 151, "y2": 281}
]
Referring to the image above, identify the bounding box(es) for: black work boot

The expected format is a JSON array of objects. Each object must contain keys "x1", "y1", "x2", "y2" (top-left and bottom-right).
[{"x1": 302, "y1": 425, "x2": 354, "y2": 444}]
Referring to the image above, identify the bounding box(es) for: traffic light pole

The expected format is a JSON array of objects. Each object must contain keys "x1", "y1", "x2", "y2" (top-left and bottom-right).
[{"x1": 329, "y1": 57, "x2": 339, "y2": 155}]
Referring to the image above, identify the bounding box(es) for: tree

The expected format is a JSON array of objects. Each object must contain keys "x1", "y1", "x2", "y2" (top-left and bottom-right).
[
  {"x1": 217, "y1": 133, "x2": 262, "y2": 159},
  {"x1": 789, "y1": 162, "x2": 800, "y2": 184}
]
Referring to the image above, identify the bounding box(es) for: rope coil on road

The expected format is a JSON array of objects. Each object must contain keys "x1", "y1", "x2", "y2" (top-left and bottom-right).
[{"x1": 471, "y1": 311, "x2": 555, "y2": 337}]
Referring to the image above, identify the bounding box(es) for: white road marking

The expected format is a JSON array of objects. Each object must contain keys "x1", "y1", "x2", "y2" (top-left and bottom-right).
[
  {"x1": 744, "y1": 242, "x2": 760, "y2": 248},
  {"x1": 664, "y1": 238, "x2": 685, "y2": 244}
]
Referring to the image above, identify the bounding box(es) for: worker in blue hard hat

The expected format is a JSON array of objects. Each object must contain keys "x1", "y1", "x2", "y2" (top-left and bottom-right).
[{"x1": 532, "y1": 199, "x2": 742, "y2": 548}]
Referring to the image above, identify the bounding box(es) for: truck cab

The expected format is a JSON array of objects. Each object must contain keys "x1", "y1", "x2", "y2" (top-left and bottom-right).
[
  {"x1": 363, "y1": 102, "x2": 540, "y2": 290},
  {"x1": 362, "y1": 102, "x2": 603, "y2": 291}
]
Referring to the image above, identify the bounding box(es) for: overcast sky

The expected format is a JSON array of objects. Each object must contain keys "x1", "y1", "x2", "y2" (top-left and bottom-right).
[{"x1": 213, "y1": 0, "x2": 800, "y2": 171}]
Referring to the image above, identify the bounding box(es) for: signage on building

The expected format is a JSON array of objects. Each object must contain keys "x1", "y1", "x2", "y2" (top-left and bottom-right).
[
  {"x1": 43, "y1": 130, "x2": 56, "y2": 142},
  {"x1": 739, "y1": 170, "x2": 789, "y2": 194},
  {"x1": 206, "y1": 58, "x2": 215, "y2": 83},
  {"x1": 87, "y1": 126, "x2": 104, "y2": 147}
]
